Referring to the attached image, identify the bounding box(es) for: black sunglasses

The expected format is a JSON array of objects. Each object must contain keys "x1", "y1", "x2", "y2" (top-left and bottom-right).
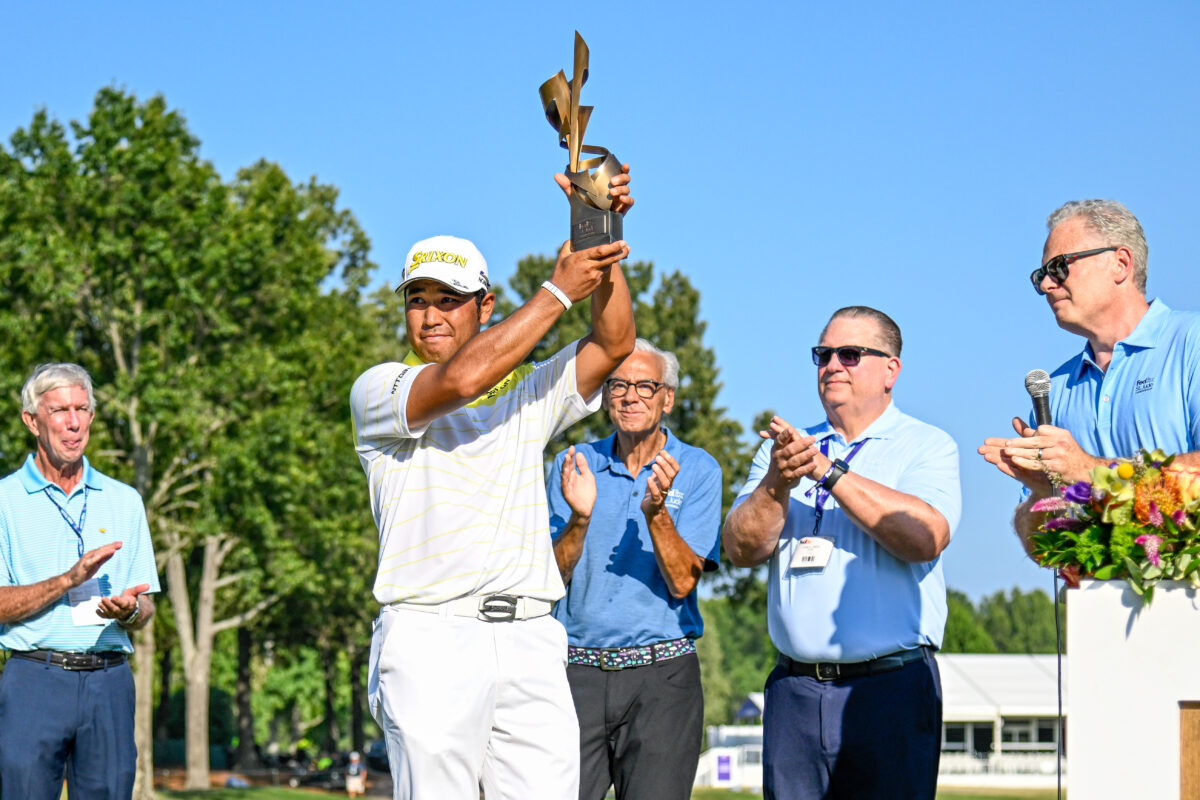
[
  {"x1": 605, "y1": 378, "x2": 667, "y2": 399},
  {"x1": 1029, "y1": 246, "x2": 1117, "y2": 295},
  {"x1": 811, "y1": 345, "x2": 891, "y2": 368}
]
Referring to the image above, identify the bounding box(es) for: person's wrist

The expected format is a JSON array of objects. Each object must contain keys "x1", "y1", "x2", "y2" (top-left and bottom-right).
[
  {"x1": 541, "y1": 280, "x2": 573, "y2": 310},
  {"x1": 119, "y1": 601, "x2": 141, "y2": 627}
]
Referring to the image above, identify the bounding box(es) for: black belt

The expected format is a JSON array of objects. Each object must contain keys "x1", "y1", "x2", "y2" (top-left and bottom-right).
[
  {"x1": 778, "y1": 646, "x2": 930, "y2": 682},
  {"x1": 9, "y1": 649, "x2": 127, "y2": 671}
]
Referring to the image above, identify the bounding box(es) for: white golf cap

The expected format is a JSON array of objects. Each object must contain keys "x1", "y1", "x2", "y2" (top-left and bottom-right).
[{"x1": 395, "y1": 235, "x2": 490, "y2": 295}]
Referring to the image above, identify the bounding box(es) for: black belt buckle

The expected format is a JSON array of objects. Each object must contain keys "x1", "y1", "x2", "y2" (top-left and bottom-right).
[
  {"x1": 815, "y1": 662, "x2": 841, "y2": 681},
  {"x1": 478, "y1": 594, "x2": 519, "y2": 622},
  {"x1": 599, "y1": 649, "x2": 623, "y2": 671}
]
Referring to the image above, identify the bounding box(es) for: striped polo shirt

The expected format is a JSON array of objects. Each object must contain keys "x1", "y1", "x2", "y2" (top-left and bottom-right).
[
  {"x1": 0, "y1": 455, "x2": 160, "y2": 654},
  {"x1": 350, "y1": 341, "x2": 600, "y2": 605}
]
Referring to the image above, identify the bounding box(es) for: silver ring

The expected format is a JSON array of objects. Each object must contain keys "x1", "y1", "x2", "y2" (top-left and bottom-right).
[{"x1": 1037, "y1": 448, "x2": 1044, "y2": 461}]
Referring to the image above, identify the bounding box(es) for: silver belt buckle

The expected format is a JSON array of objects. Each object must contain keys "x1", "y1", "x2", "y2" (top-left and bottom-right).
[{"x1": 478, "y1": 594, "x2": 519, "y2": 622}]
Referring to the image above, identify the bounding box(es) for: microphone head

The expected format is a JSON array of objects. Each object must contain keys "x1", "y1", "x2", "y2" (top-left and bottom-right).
[{"x1": 1025, "y1": 369, "x2": 1051, "y2": 398}]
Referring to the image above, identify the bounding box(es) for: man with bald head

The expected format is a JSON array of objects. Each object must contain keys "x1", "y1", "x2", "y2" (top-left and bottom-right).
[
  {"x1": 723, "y1": 306, "x2": 960, "y2": 800},
  {"x1": 980, "y1": 200, "x2": 1200, "y2": 552}
]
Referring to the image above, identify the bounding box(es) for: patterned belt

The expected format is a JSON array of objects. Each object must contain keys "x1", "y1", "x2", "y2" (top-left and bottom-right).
[
  {"x1": 777, "y1": 646, "x2": 930, "y2": 682},
  {"x1": 9, "y1": 649, "x2": 127, "y2": 671},
  {"x1": 567, "y1": 637, "x2": 697, "y2": 671}
]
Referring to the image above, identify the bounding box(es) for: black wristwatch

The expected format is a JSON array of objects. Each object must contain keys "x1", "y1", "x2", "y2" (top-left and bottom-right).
[{"x1": 823, "y1": 459, "x2": 850, "y2": 491}]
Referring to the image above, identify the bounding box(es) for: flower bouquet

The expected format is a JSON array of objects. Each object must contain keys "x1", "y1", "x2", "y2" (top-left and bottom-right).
[{"x1": 1030, "y1": 449, "x2": 1200, "y2": 603}]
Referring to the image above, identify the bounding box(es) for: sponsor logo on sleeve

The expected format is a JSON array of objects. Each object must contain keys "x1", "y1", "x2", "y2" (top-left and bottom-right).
[
  {"x1": 391, "y1": 368, "x2": 411, "y2": 394},
  {"x1": 665, "y1": 488, "x2": 685, "y2": 510}
]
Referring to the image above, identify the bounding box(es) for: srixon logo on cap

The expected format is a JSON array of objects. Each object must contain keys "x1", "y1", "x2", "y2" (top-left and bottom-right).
[{"x1": 410, "y1": 251, "x2": 468, "y2": 269}]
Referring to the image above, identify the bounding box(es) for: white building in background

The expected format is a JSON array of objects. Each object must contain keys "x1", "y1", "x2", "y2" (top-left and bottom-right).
[{"x1": 694, "y1": 653, "x2": 1066, "y2": 792}]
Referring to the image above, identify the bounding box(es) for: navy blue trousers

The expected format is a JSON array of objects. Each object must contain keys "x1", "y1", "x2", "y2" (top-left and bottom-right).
[
  {"x1": 762, "y1": 649, "x2": 942, "y2": 800},
  {"x1": 0, "y1": 656, "x2": 137, "y2": 800}
]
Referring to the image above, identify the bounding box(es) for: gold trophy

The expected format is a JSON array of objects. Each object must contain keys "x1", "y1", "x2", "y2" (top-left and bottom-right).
[{"x1": 540, "y1": 32, "x2": 624, "y2": 250}]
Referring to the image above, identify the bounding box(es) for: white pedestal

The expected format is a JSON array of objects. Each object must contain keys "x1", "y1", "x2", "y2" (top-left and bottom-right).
[{"x1": 1068, "y1": 579, "x2": 1200, "y2": 799}]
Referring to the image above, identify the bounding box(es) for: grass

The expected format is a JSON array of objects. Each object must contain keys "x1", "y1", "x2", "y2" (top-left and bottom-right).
[{"x1": 158, "y1": 789, "x2": 1059, "y2": 800}]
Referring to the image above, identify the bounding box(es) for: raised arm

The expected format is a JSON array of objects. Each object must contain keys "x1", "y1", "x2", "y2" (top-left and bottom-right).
[{"x1": 405, "y1": 240, "x2": 631, "y2": 430}]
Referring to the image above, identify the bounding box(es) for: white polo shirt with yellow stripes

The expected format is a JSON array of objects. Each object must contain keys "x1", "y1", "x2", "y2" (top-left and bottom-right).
[{"x1": 350, "y1": 341, "x2": 599, "y2": 606}]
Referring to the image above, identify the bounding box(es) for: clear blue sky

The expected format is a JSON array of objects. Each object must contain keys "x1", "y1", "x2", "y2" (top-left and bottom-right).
[{"x1": 5, "y1": 1, "x2": 1199, "y2": 601}]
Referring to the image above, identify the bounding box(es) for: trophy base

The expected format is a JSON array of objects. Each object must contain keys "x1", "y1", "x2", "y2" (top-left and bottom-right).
[{"x1": 570, "y1": 195, "x2": 623, "y2": 251}]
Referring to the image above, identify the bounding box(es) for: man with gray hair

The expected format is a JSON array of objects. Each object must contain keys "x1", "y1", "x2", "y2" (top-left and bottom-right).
[
  {"x1": 979, "y1": 200, "x2": 1200, "y2": 551},
  {"x1": 547, "y1": 338, "x2": 722, "y2": 800},
  {"x1": 0, "y1": 362, "x2": 159, "y2": 800}
]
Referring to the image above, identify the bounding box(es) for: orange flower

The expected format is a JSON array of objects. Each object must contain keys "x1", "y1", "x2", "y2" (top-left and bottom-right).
[
  {"x1": 1134, "y1": 473, "x2": 1184, "y2": 525},
  {"x1": 1166, "y1": 465, "x2": 1200, "y2": 505}
]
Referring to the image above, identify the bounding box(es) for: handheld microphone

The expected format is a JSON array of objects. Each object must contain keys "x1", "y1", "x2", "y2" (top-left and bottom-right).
[{"x1": 1025, "y1": 369, "x2": 1052, "y2": 427}]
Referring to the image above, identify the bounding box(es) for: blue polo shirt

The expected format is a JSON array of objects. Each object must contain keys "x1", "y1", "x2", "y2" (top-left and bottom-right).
[
  {"x1": 548, "y1": 428, "x2": 721, "y2": 647},
  {"x1": 733, "y1": 403, "x2": 961, "y2": 663},
  {"x1": 0, "y1": 455, "x2": 160, "y2": 653},
  {"x1": 1042, "y1": 299, "x2": 1200, "y2": 458}
]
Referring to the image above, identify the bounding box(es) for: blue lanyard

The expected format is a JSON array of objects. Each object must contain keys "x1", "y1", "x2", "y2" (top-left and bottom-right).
[
  {"x1": 808, "y1": 438, "x2": 865, "y2": 536},
  {"x1": 44, "y1": 486, "x2": 88, "y2": 558}
]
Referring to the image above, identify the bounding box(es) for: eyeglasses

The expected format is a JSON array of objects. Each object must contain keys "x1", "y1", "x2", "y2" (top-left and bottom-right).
[
  {"x1": 1029, "y1": 246, "x2": 1117, "y2": 295},
  {"x1": 811, "y1": 345, "x2": 891, "y2": 368},
  {"x1": 605, "y1": 378, "x2": 667, "y2": 398}
]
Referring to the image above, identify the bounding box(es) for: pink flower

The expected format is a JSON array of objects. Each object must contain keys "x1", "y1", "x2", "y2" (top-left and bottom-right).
[
  {"x1": 1031, "y1": 497, "x2": 1071, "y2": 513},
  {"x1": 1148, "y1": 502, "x2": 1164, "y2": 528},
  {"x1": 1173, "y1": 509, "x2": 1187, "y2": 527},
  {"x1": 1136, "y1": 534, "x2": 1163, "y2": 567}
]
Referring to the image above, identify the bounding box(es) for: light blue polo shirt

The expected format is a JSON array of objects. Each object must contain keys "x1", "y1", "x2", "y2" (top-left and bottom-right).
[
  {"x1": 1042, "y1": 300, "x2": 1200, "y2": 458},
  {"x1": 733, "y1": 403, "x2": 961, "y2": 663},
  {"x1": 0, "y1": 455, "x2": 160, "y2": 653},
  {"x1": 547, "y1": 428, "x2": 722, "y2": 647}
]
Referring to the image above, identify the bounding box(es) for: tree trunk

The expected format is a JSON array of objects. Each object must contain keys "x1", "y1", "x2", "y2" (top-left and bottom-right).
[
  {"x1": 233, "y1": 626, "x2": 259, "y2": 768},
  {"x1": 131, "y1": 624, "x2": 158, "y2": 800},
  {"x1": 183, "y1": 661, "x2": 211, "y2": 789},
  {"x1": 155, "y1": 645, "x2": 172, "y2": 742},
  {"x1": 290, "y1": 703, "x2": 302, "y2": 746},
  {"x1": 322, "y1": 648, "x2": 340, "y2": 753},
  {"x1": 349, "y1": 645, "x2": 367, "y2": 754}
]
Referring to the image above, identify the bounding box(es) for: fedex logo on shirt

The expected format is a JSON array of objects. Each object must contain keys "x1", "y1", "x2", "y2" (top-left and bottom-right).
[
  {"x1": 1135, "y1": 377, "x2": 1155, "y2": 394},
  {"x1": 665, "y1": 488, "x2": 684, "y2": 510}
]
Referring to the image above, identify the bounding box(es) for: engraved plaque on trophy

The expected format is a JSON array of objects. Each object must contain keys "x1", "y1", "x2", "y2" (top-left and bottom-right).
[{"x1": 539, "y1": 31, "x2": 624, "y2": 250}]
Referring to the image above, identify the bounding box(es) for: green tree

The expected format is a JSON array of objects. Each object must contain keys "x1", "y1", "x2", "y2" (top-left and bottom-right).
[
  {"x1": 978, "y1": 587, "x2": 1059, "y2": 654},
  {"x1": 0, "y1": 88, "x2": 379, "y2": 792},
  {"x1": 699, "y1": 590, "x2": 776, "y2": 725},
  {"x1": 941, "y1": 589, "x2": 998, "y2": 653}
]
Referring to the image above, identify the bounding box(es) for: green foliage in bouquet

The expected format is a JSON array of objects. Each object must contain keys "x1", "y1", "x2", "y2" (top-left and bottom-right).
[{"x1": 1030, "y1": 449, "x2": 1200, "y2": 604}]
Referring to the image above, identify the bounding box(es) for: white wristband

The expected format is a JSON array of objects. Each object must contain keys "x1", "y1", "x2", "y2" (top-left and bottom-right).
[{"x1": 541, "y1": 280, "x2": 573, "y2": 310}]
